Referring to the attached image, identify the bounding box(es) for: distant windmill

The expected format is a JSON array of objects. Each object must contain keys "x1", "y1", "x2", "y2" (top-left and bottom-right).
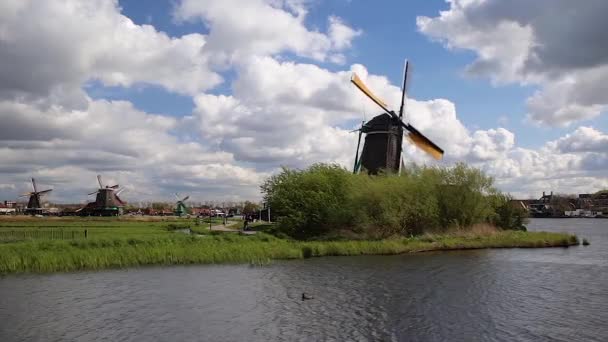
[
  {"x1": 21, "y1": 178, "x2": 52, "y2": 214},
  {"x1": 350, "y1": 59, "x2": 444, "y2": 174},
  {"x1": 174, "y1": 193, "x2": 190, "y2": 217},
  {"x1": 80, "y1": 175, "x2": 125, "y2": 216}
]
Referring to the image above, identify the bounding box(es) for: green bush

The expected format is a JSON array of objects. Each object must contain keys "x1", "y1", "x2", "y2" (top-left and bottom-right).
[
  {"x1": 261, "y1": 164, "x2": 353, "y2": 239},
  {"x1": 488, "y1": 194, "x2": 528, "y2": 231},
  {"x1": 262, "y1": 163, "x2": 528, "y2": 240},
  {"x1": 349, "y1": 172, "x2": 440, "y2": 238}
]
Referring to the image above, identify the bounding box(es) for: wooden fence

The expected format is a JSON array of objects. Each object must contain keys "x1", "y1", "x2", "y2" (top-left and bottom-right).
[{"x1": 0, "y1": 229, "x2": 87, "y2": 242}]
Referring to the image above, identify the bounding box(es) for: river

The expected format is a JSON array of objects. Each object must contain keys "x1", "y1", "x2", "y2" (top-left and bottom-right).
[{"x1": 0, "y1": 219, "x2": 606, "y2": 341}]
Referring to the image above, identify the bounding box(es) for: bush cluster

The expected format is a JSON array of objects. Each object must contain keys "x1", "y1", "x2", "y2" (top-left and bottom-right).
[{"x1": 261, "y1": 163, "x2": 527, "y2": 239}]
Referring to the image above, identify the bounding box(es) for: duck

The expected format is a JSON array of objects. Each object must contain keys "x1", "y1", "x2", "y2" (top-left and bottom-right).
[{"x1": 301, "y1": 293, "x2": 313, "y2": 301}]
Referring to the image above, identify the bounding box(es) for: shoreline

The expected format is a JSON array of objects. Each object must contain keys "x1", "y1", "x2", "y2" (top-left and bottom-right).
[{"x1": 0, "y1": 231, "x2": 579, "y2": 274}]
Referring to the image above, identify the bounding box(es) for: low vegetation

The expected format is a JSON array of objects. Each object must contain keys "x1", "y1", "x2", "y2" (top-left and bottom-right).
[
  {"x1": 0, "y1": 224, "x2": 577, "y2": 274},
  {"x1": 0, "y1": 163, "x2": 579, "y2": 274},
  {"x1": 262, "y1": 163, "x2": 528, "y2": 240}
]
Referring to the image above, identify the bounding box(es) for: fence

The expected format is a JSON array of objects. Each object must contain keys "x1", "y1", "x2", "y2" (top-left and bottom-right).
[{"x1": 0, "y1": 229, "x2": 88, "y2": 242}]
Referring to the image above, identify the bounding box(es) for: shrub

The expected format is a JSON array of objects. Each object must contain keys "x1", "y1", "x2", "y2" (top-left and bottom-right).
[
  {"x1": 261, "y1": 163, "x2": 527, "y2": 240},
  {"x1": 349, "y1": 172, "x2": 439, "y2": 238},
  {"x1": 489, "y1": 194, "x2": 528, "y2": 231},
  {"x1": 430, "y1": 163, "x2": 496, "y2": 229},
  {"x1": 261, "y1": 164, "x2": 353, "y2": 239}
]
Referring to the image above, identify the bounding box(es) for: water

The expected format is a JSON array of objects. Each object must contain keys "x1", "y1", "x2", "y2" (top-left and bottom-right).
[{"x1": 0, "y1": 219, "x2": 606, "y2": 341}]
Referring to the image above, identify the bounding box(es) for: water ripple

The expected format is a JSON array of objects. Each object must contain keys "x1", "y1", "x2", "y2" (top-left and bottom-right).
[{"x1": 0, "y1": 219, "x2": 606, "y2": 341}]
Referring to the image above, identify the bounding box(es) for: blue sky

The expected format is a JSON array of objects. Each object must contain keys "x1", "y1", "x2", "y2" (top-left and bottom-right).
[{"x1": 1, "y1": 0, "x2": 607, "y2": 202}]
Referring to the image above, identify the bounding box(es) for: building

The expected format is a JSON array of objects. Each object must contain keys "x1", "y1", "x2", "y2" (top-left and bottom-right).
[
  {"x1": 521, "y1": 191, "x2": 608, "y2": 218},
  {"x1": 0, "y1": 203, "x2": 16, "y2": 215}
]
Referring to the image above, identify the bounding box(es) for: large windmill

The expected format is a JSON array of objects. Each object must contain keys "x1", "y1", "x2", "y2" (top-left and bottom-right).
[
  {"x1": 21, "y1": 178, "x2": 52, "y2": 215},
  {"x1": 351, "y1": 60, "x2": 444, "y2": 174},
  {"x1": 174, "y1": 193, "x2": 190, "y2": 217},
  {"x1": 79, "y1": 175, "x2": 126, "y2": 216}
]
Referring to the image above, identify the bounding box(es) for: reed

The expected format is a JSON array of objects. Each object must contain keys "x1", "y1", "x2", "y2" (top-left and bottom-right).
[{"x1": 0, "y1": 230, "x2": 578, "y2": 274}]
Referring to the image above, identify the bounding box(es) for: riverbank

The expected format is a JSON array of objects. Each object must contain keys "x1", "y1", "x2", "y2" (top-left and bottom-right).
[{"x1": 0, "y1": 230, "x2": 578, "y2": 274}]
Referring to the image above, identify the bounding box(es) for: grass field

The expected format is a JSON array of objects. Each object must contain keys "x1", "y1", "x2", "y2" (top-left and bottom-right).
[
  {"x1": 0, "y1": 215, "x2": 241, "y2": 241},
  {"x1": 0, "y1": 216, "x2": 579, "y2": 274}
]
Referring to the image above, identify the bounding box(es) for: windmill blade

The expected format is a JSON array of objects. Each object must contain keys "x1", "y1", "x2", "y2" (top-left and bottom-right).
[
  {"x1": 115, "y1": 194, "x2": 126, "y2": 205},
  {"x1": 404, "y1": 124, "x2": 444, "y2": 160},
  {"x1": 38, "y1": 189, "x2": 52, "y2": 195},
  {"x1": 399, "y1": 60, "x2": 411, "y2": 119},
  {"x1": 97, "y1": 175, "x2": 103, "y2": 189},
  {"x1": 181, "y1": 196, "x2": 190, "y2": 202},
  {"x1": 88, "y1": 190, "x2": 100, "y2": 196},
  {"x1": 351, "y1": 67, "x2": 444, "y2": 160},
  {"x1": 174, "y1": 193, "x2": 181, "y2": 201},
  {"x1": 351, "y1": 73, "x2": 393, "y2": 114},
  {"x1": 31, "y1": 178, "x2": 38, "y2": 193},
  {"x1": 115, "y1": 188, "x2": 125, "y2": 196},
  {"x1": 20, "y1": 193, "x2": 32, "y2": 198}
]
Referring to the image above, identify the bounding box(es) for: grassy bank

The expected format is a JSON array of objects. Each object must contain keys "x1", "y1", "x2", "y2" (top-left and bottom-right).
[
  {"x1": 0, "y1": 229, "x2": 578, "y2": 274},
  {"x1": 0, "y1": 216, "x2": 241, "y2": 241}
]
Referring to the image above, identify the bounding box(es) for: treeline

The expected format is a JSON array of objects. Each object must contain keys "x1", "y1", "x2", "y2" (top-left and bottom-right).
[
  {"x1": 120, "y1": 201, "x2": 260, "y2": 213},
  {"x1": 261, "y1": 163, "x2": 527, "y2": 240}
]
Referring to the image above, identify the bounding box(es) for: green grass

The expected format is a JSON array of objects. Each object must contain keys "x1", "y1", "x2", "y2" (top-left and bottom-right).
[
  {"x1": 0, "y1": 215, "x2": 243, "y2": 241},
  {"x1": 0, "y1": 216, "x2": 205, "y2": 240},
  {"x1": 0, "y1": 216, "x2": 579, "y2": 274}
]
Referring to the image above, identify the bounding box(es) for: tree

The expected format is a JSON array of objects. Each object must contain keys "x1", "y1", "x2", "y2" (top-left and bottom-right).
[
  {"x1": 242, "y1": 201, "x2": 260, "y2": 214},
  {"x1": 261, "y1": 164, "x2": 352, "y2": 239}
]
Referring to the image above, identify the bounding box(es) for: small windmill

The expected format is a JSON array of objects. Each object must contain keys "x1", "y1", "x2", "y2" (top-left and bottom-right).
[
  {"x1": 174, "y1": 193, "x2": 190, "y2": 217},
  {"x1": 21, "y1": 178, "x2": 52, "y2": 214},
  {"x1": 81, "y1": 175, "x2": 125, "y2": 216},
  {"x1": 351, "y1": 59, "x2": 444, "y2": 174}
]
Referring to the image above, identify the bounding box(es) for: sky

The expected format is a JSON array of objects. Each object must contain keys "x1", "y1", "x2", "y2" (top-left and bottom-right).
[{"x1": 1, "y1": 0, "x2": 607, "y2": 204}]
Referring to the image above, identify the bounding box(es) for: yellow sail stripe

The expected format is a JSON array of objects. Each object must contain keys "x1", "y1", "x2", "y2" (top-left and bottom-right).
[
  {"x1": 407, "y1": 131, "x2": 444, "y2": 160},
  {"x1": 351, "y1": 73, "x2": 391, "y2": 113}
]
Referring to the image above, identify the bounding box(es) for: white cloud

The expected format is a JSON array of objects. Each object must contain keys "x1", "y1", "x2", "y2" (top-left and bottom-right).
[
  {"x1": 417, "y1": 0, "x2": 608, "y2": 126},
  {"x1": 174, "y1": 0, "x2": 360, "y2": 64},
  {"x1": 469, "y1": 128, "x2": 514, "y2": 161},
  {"x1": 0, "y1": 0, "x2": 221, "y2": 108},
  {"x1": 0, "y1": 0, "x2": 606, "y2": 204},
  {"x1": 0, "y1": 98, "x2": 264, "y2": 202},
  {"x1": 328, "y1": 16, "x2": 362, "y2": 51},
  {"x1": 547, "y1": 126, "x2": 608, "y2": 153}
]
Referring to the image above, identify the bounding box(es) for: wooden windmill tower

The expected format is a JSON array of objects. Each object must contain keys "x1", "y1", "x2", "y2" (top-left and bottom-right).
[
  {"x1": 80, "y1": 175, "x2": 126, "y2": 216},
  {"x1": 351, "y1": 60, "x2": 444, "y2": 174},
  {"x1": 21, "y1": 178, "x2": 52, "y2": 215}
]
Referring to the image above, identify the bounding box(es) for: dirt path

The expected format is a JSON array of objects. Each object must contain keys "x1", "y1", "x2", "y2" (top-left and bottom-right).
[{"x1": 206, "y1": 221, "x2": 257, "y2": 234}]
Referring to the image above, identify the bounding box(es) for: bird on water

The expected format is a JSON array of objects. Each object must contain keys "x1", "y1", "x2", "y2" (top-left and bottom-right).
[{"x1": 301, "y1": 293, "x2": 313, "y2": 301}]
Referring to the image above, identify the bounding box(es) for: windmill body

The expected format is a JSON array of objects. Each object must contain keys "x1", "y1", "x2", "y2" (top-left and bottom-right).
[
  {"x1": 174, "y1": 194, "x2": 190, "y2": 217},
  {"x1": 22, "y1": 178, "x2": 52, "y2": 215},
  {"x1": 351, "y1": 59, "x2": 444, "y2": 174},
  {"x1": 358, "y1": 114, "x2": 404, "y2": 174},
  {"x1": 27, "y1": 193, "x2": 42, "y2": 211},
  {"x1": 79, "y1": 175, "x2": 125, "y2": 216}
]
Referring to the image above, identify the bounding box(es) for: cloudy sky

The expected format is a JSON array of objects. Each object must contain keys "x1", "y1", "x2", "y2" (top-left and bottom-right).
[{"x1": 1, "y1": 0, "x2": 607, "y2": 204}]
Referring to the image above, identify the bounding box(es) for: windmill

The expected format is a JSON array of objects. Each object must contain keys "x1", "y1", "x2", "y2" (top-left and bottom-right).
[
  {"x1": 80, "y1": 175, "x2": 126, "y2": 216},
  {"x1": 21, "y1": 178, "x2": 52, "y2": 215},
  {"x1": 351, "y1": 60, "x2": 444, "y2": 174},
  {"x1": 174, "y1": 193, "x2": 190, "y2": 217}
]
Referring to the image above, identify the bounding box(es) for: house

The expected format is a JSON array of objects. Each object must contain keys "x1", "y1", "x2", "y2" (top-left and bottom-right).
[{"x1": 0, "y1": 203, "x2": 16, "y2": 215}]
